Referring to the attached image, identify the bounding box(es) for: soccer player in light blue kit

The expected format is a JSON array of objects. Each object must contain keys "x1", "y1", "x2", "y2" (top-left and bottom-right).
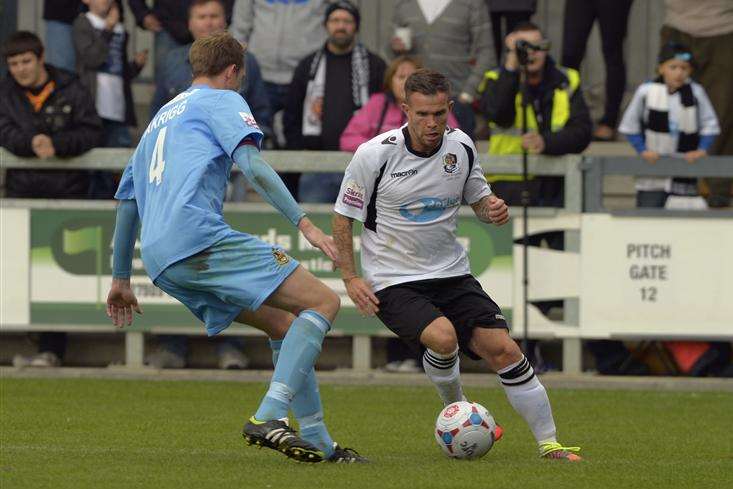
[{"x1": 106, "y1": 32, "x2": 366, "y2": 463}]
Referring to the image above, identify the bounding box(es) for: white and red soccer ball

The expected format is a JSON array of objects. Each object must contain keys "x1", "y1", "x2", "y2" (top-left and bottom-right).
[{"x1": 435, "y1": 401, "x2": 497, "y2": 459}]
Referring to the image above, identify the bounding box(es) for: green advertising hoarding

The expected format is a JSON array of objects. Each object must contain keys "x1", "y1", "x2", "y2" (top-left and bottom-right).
[{"x1": 30, "y1": 209, "x2": 512, "y2": 334}]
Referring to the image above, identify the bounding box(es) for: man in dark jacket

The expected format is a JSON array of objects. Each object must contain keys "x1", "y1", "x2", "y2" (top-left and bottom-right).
[
  {"x1": 128, "y1": 0, "x2": 234, "y2": 115},
  {"x1": 151, "y1": 0, "x2": 271, "y2": 137},
  {"x1": 0, "y1": 31, "x2": 103, "y2": 198},
  {"x1": 1, "y1": 31, "x2": 103, "y2": 369},
  {"x1": 479, "y1": 21, "x2": 592, "y2": 207},
  {"x1": 284, "y1": 1, "x2": 386, "y2": 202}
]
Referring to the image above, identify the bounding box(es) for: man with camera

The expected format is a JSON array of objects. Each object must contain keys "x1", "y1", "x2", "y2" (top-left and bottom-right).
[{"x1": 478, "y1": 21, "x2": 591, "y2": 207}]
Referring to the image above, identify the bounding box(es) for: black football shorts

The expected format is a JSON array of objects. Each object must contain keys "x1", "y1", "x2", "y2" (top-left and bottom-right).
[{"x1": 375, "y1": 274, "x2": 508, "y2": 360}]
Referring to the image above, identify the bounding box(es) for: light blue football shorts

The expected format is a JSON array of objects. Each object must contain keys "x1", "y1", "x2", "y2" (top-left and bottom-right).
[{"x1": 154, "y1": 231, "x2": 299, "y2": 336}]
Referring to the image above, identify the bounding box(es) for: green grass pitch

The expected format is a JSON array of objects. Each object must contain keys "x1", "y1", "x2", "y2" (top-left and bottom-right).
[{"x1": 1, "y1": 378, "x2": 731, "y2": 488}]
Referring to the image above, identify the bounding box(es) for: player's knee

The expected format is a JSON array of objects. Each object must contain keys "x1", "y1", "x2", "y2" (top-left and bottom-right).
[
  {"x1": 272, "y1": 311, "x2": 297, "y2": 339},
  {"x1": 424, "y1": 327, "x2": 458, "y2": 355},
  {"x1": 325, "y1": 290, "x2": 341, "y2": 317},
  {"x1": 311, "y1": 288, "x2": 340, "y2": 323},
  {"x1": 489, "y1": 338, "x2": 523, "y2": 370}
]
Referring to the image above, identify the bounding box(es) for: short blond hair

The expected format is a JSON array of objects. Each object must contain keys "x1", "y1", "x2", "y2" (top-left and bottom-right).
[{"x1": 189, "y1": 32, "x2": 244, "y2": 78}]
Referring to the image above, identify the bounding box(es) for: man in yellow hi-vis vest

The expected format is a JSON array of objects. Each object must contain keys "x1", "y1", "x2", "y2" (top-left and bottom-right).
[{"x1": 478, "y1": 21, "x2": 591, "y2": 207}]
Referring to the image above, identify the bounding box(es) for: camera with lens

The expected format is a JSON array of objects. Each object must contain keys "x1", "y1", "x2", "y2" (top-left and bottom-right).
[{"x1": 514, "y1": 39, "x2": 551, "y2": 65}]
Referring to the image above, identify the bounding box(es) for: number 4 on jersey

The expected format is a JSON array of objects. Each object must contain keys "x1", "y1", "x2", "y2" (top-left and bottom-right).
[{"x1": 149, "y1": 127, "x2": 167, "y2": 185}]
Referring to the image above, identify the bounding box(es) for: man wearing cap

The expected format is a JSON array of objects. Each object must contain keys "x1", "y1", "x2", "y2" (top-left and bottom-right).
[{"x1": 284, "y1": 0, "x2": 386, "y2": 203}]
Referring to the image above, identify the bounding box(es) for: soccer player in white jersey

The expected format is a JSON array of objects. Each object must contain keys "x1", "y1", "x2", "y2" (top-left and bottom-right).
[
  {"x1": 106, "y1": 33, "x2": 365, "y2": 463},
  {"x1": 332, "y1": 69, "x2": 582, "y2": 461}
]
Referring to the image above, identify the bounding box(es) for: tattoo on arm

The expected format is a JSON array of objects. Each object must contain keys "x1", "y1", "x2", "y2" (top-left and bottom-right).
[
  {"x1": 332, "y1": 214, "x2": 358, "y2": 279},
  {"x1": 471, "y1": 196, "x2": 493, "y2": 223}
]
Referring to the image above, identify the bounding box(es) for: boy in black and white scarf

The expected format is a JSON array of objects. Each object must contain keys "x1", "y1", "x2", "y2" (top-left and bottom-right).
[{"x1": 619, "y1": 42, "x2": 720, "y2": 208}]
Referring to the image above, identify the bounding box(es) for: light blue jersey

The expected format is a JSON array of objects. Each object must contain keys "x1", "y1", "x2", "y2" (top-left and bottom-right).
[{"x1": 115, "y1": 84, "x2": 263, "y2": 280}]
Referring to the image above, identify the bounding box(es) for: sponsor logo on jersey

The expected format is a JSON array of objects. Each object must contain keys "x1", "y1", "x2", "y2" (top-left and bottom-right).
[
  {"x1": 342, "y1": 180, "x2": 365, "y2": 209},
  {"x1": 272, "y1": 248, "x2": 290, "y2": 266},
  {"x1": 399, "y1": 197, "x2": 460, "y2": 222},
  {"x1": 390, "y1": 168, "x2": 418, "y2": 179},
  {"x1": 443, "y1": 153, "x2": 459, "y2": 173},
  {"x1": 239, "y1": 112, "x2": 259, "y2": 128}
]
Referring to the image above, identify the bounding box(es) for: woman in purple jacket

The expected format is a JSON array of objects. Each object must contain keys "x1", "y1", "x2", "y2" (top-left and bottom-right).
[{"x1": 340, "y1": 55, "x2": 460, "y2": 152}]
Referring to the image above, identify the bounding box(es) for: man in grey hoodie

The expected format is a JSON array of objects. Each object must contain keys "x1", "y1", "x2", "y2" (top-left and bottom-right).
[
  {"x1": 231, "y1": 0, "x2": 327, "y2": 132},
  {"x1": 231, "y1": 0, "x2": 328, "y2": 197}
]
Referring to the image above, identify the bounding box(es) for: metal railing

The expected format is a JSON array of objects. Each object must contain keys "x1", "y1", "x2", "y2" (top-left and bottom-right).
[
  {"x1": 3, "y1": 148, "x2": 732, "y2": 371},
  {"x1": 0, "y1": 148, "x2": 584, "y2": 213},
  {"x1": 581, "y1": 155, "x2": 733, "y2": 217}
]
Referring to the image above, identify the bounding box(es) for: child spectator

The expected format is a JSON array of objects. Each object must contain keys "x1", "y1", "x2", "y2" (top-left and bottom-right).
[
  {"x1": 618, "y1": 42, "x2": 720, "y2": 209},
  {"x1": 73, "y1": 0, "x2": 147, "y2": 198},
  {"x1": 340, "y1": 55, "x2": 460, "y2": 152}
]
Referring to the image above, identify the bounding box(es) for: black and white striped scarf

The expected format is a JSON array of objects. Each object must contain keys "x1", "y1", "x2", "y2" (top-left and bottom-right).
[
  {"x1": 302, "y1": 43, "x2": 370, "y2": 137},
  {"x1": 644, "y1": 78, "x2": 699, "y2": 154},
  {"x1": 644, "y1": 78, "x2": 699, "y2": 195}
]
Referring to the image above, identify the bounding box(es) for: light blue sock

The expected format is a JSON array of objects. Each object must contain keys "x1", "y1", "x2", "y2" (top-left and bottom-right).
[
  {"x1": 270, "y1": 338, "x2": 335, "y2": 458},
  {"x1": 254, "y1": 310, "x2": 330, "y2": 422}
]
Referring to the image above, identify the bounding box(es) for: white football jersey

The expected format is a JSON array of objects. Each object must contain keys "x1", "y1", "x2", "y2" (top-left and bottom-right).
[{"x1": 334, "y1": 126, "x2": 492, "y2": 292}]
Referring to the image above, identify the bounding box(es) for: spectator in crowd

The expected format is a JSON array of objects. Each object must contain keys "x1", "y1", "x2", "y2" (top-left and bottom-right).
[
  {"x1": 661, "y1": 0, "x2": 733, "y2": 208},
  {"x1": 127, "y1": 0, "x2": 233, "y2": 116},
  {"x1": 1, "y1": 31, "x2": 103, "y2": 368},
  {"x1": 561, "y1": 0, "x2": 634, "y2": 142},
  {"x1": 231, "y1": 0, "x2": 327, "y2": 140},
  {"x1": 43, "y1": 0, "x2": 85, "y2": 72},
  {"x1": 617, "y1": 42, "x2": 723, "y2": 377},
  {"x1": 152, "y1": 0, "x2": 271, "y2": 137},
  {"x1": 618, "y1": 42, "x2": 719, "y2": 209},
  {"x1": 142, "y1": 0, "x2": 263, "y2": 370},
  {"x1": 0, "y1": 31, "x2": 103, "y2": 196},
  {"x1": 73, "y1": 0, "x2": 148, "y2": 198},
  {"x1": 284, "y1": 0, "x2": 385, "y2": 203},
  {"x1": 479, "y1": 21, "x2": 591, "y2": 208},
  {"x1": 231, "y1": 0, "x2": 328, "y2": 197},
  {"x1": 478, "y1": 22, "x2": 590, "y2": 361},
  {"x1": 153, "y1": 0, "x2": 270, "y2": 203},
  {"x1": 340, "y1": 55, "x2": 460, "y2": 152},
  {"x1": 485, "y1": 0, "x2": 536, "y2": 66},
  {"x1": 389, "y1": 0, "x2": 495, "y2": 138},
  {"x1": 339, "y1": 54, "x2": 459, "y2": 374}
]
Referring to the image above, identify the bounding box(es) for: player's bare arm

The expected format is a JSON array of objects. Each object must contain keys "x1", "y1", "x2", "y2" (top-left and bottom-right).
[
  {"x1": 298, "y1": 217, "x2": 338, "y2": 263},
  {"x1": 332, "y1": 213, "x2": 379, "y2": 316},
  {"x1": 106, "y1": 199, "x2": 143, "y2": 327},
  {"x1": 471, "y1": 194, "x2": 509, "y2": 225}
]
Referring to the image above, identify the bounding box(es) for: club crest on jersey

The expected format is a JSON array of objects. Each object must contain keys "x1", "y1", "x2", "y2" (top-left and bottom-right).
[
  {"x1": 239, "y1": 112, "x2": 259, "y2": 128},
  {"x1": 443, "y1": 153, "x2": 459, "y2": 174},
  {"x1": 272, "y1": 248, "x2": 290, "y2": 266}
]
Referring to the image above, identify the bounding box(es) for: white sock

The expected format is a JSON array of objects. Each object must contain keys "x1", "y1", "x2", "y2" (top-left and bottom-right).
[
  {"x1": 423, "y1": 348, "x2": 465, "y2": 405},
  {"x1": 498, "y1": 355, "x2": 557, "y2": 444}
]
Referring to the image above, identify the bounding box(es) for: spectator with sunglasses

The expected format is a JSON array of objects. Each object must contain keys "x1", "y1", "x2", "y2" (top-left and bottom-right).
[{"x1": 477, "y1": 21, "x2": 591, "y2": 208}]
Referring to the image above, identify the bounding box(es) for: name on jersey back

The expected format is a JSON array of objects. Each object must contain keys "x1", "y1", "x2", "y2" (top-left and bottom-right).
[{"x1": 142, "y1": 89, "x2": 196, "y2": 139}]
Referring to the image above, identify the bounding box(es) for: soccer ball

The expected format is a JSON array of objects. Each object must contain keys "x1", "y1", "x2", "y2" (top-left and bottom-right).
[{"x1": 435, "y1": 401, "x2": 497, "y2": 459}]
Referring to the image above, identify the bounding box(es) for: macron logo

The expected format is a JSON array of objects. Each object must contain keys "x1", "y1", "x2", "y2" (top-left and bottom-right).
[{"x1": 390, "y1": 168, "x2": 418, "y2": 179}]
